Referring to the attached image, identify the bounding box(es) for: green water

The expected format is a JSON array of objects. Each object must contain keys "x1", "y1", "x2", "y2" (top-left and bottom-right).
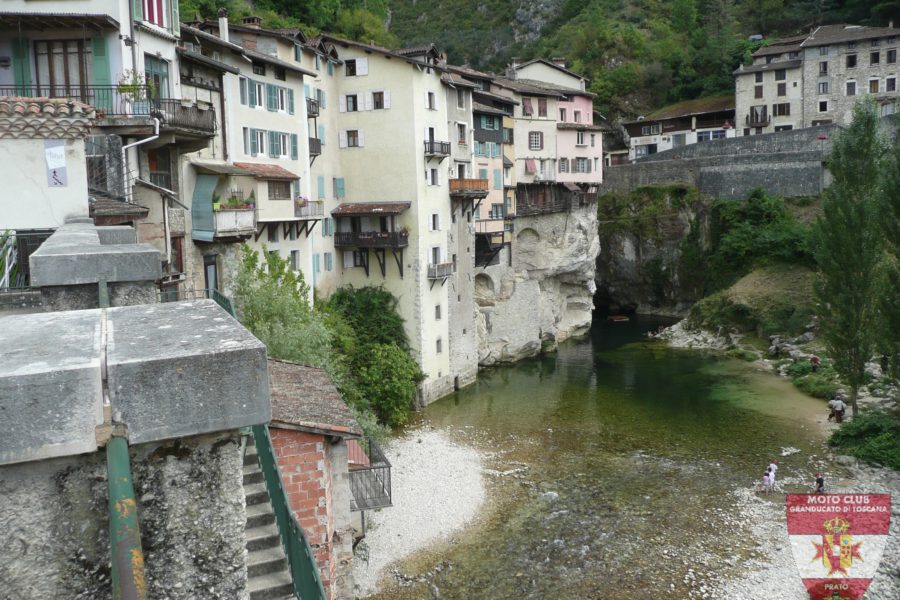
[{"x1": 373, "y1": 317, "x2": 828, "y2": 599}]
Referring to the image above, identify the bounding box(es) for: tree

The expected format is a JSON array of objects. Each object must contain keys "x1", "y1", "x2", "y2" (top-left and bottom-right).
[
  {"x1": 812, "y1": 99, "x2": 888, "y2": 417},
  {"x1": 354, "y1": 344, "x2": 423, "y2": 427},
  {"x1": 872, "y1": 121, "x2": 900, "y2": 379}
]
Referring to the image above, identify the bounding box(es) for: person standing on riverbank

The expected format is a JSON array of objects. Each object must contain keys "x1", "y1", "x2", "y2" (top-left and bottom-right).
[
  {"x1": 810, "y1": 355, "x2": 821, "y2": 373},
  {"x1": 832, "y1": 396, "x2": 846, "y2": 423},
  {"x1": 815, "y1": 472, "x2": 825, "y2": 494},
  {"x1": 768, "y1": 460, "x2": 778, "y2": 490}
]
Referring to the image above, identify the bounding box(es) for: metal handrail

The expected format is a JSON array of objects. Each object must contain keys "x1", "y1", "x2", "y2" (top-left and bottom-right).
[
  {"x1": 0, "y1": 84, "x2": 153, "y2": 117},
  {"x1": 252, "y1": 424, "x2": 327, "y2": 600}
]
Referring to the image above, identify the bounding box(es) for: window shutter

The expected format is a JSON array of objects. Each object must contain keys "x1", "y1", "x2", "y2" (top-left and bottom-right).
[
  {"x1": 328, "y1": 62, "x2": 334, "y2": 76},
  {"x1": 90, "y1": 37, "x2": 111, "y2": 88},
  {"x1": 437, "y1": 170, "x2": 442, "y2": 186},
  {"x1": 339, "y1": 131, "x2": 348, "y2": 148},
  {"x1": 248, "y1": 81, "x2": 257, "y2": 106},
  {"x1": 538, "y1": 97, "x2": 547, "y2": 115},
  {"x1": 304, "y1": 84, "x2": 311, "y2": 98},
  {"x1": 290, "y1": 134, "x2": 298, "y2": 160},
  {"x1": 132, "y1": 0, "x2": 143, "y2": 21},
  {"x1": 586, "y1": 159, "x2": 591, "y2": 173},
  {"x1": 344, "y1": 251, "x2": 354, "y2": 268},
  {"x1": 291, "y1": 180, "x2": 300, "y2": 198},
  {"x1": 239, "y1": 78, "x2": 248, "y2": 105},
  {"x1": 539, "y1": 132, "x2": 544, "y2": 150},
  {"x1": 494, "y1": 169, "x2": 501, "y2": 190},
  {"x1": 357, "y1": 130, "x2": 365, "y2": 147},
  {"x1": 317, "y1": 175, "x2": 325, "y2": 199},
  {"x1": 365, "y1": 92, "x2": 374, "y2": 111},
  {"x1": 318, "y1": 124, "x2": 325, "y2": 145},
  {"x1": 266, "y1": 84, "x2": 277, "y2": 111},
  {"x1": 268, "y1": 131, "x2": 278, "y2": 158},
  {"x1": 169, "y1": 0, "x2": 180, "y2": 36},
  {"x1": 383, "y1": 90, "x2": 391, "y2": 108},
  {"x1": 336, "y1": 178, "x2": 345, "y2": 198},
  {"x1": 250, "y1": 129, "x2": 259, "y2": 156},
  {"x1": 425, "y1": 92, "x2": 430, "y2": 109},
  {"x1": 339, "y1": 95, "x2": 346, "y2": 112},
  {"x1": 287, "y1": 88, "x2": 294, "y2": 114},
  {"x1": 320, "y1": 90, "x2": 326, "y2": 108},
  {"x1": 357, "y1": 57, "x2": 369, "y2": 75},
  {"x1": 11, "y1": 38, "x2": 32, "y2": 91}
]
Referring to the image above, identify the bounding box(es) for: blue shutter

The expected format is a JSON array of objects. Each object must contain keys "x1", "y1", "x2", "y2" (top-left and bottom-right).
[
  {"x1": 250, "y1": 129, "x2": 259, "y2": 156},
  {"x1": 191, "y1": 174, "x2": 219, "y2": 241},
  {"x1": 304, "y1": 84, "x2": 311, "y2": 98},
  {"x1": 239, "y1": 78, "x2": 247, "y2": 105},
  {"x1": 493, "y1": 169, "x2": 501, "y2": 190},
  {"x1": 317, "y1": 175, "x2": 325, "y2": 199},
  {"x1": 268, "y1": 131, "x2": 277, "y2": 158},
  {"x1": 291, "y1": 180, "x2": 300, "y2": 199},
  {"x1": 318, "y1": 124, "x2": 325, "y2": 145},
  {"x1": 320, "y1": 90, "x2": 327, "y2": 109},
  {"x1": 266, "y1": 84, "x2": 277, "y2": 111},
  {"x1": 248, "y1": 81, "x2": 257, "y2": 106},
  {"x1": 325, "y1": 252, "x2": 333, "y2": 271},
  {"x1": 290, "y1": 134, "x2": 298, "y2": 160},
  {"x1": 336, "y1": 178, "x2": 345, "y2": 198},
  {"x1": 327, "y1": 62, "x2": 334, "y2": 76},
  {"x1": 314, "y1": 254, "x2": 321, "y2": 273},
  {"x1": 288, "y1": 88, "x2": 295, "y2": 114}
]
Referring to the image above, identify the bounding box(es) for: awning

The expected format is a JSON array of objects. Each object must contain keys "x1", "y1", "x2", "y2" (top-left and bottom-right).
[
  {"x1": 233, "y1": 162, "x2": 299, "y2": 180},
  {"x1": 178, "y1": 49, "x2": 240, "y2": 75},
  {"x1": 0, "y1": 13, "x2": 119, "y2": 30},
  {"x1": 503, "y1": 155, "x2": 514, "y2": 168},
  {"x1": 332, "y1": 202, "x2": 411, "y2": 216},
  {"x1": 525, "y1": 159, "x2": 537, "y2": 174},
  {"x1": 562, "y1": 182, "x2": 581, "y2": 192},
  {"x1": 191, "y1": 160, "x2": 250, "y2": 176}
]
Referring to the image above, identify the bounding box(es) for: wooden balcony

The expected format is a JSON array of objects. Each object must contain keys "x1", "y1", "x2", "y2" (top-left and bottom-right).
[
  {"x1": 309, "y1": 137, "x2": 322, "y2": 156},
  {"x1": 213, "y1": 207, "x2": 256, "y2": 238},
  {"x1": 295, "y1": 200, "x2": 324, "y2": 219},
  {"x1": 449, "y1": 178, "x2": 489, "y2": 199},
  {"x1": 427, "y1": 262, "x2": 455, "y2": 279},
  {"x1": 424, "y1": 140, "x2": 451, "y2": 157},
  {"x1": 306, "y1": 97, "x2": 320, "y2": 118},
  {"x1": 334, "y1": 231, "x2": 409, "y2": 248},
  {"x1": 746, "y1": 113, "x2": 770, "y2": 127}
]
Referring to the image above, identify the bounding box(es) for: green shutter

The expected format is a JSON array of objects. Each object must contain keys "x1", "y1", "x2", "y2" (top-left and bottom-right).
[
  {"x1": 288, "y1": 88, "x2": 295, "y2": 114},
  {"x1": 290, "y1": 134, "x2": 298, "y2": 160},
  {"x1": 132, "y1": 0, "x2": 143, "y2": 22},
  {"x1": 250, "y1": 129, "x2": 259, "y2": 156},
  {"x1": 169, "y1": 0, "x2": 180, "y2": 36},
  {"x1": 239, "y1": 78, "x2": 247, "y2": 105},
  {"x1": 494, "y1": 169, "x2": 501, "y2": 190},
  {"x1": 90, "y1": 37, "x2": 112, "y2": 112},
  {"x1": 248, "y1": 80, "x2": 257, "y2": 106},
  {"x1": 291, "y1": 180, "x2": 300, "y2": 198},
  {"x1": 317, "y1": 175, "x2": 325, "y2": 199},
  {"x1": 12, "y1": 38, "x2": 31, "y2": 93},
  {"x1": 266, "y1": 84, "x2": 277, "y2": 111},
  {"x1": 304, "y1": 84, "x2": 311, "y2": 98},
  {"x1": 268, "y1": 131, "x2": 278, "y2": 158},
  {"x1": 479, "y1": 168, "x2": 488, "y2": 180},
  {"x1": 336, "y1": 178, "x2": 345, "y2": 198},
  {"x1": 318, "y1": 124, "x2": 325, "y2": 145},
  {"x1": 191, "y1": 174, "x2": 219, "y2": 241}
]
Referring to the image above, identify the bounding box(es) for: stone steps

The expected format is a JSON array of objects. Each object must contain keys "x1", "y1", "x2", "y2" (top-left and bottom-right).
[{"x1": 243, "y1": 435, "x2": 296, "y2": 600}]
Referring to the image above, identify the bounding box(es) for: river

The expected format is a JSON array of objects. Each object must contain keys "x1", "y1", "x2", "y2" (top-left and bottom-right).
[{"x1": 368, "y1": 316, "x2": 830, "y2": 599}]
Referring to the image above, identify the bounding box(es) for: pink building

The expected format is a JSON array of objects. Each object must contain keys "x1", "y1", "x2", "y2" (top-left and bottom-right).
[{"x1": 555, "y1": 94, "x2": 603, "y2": 184}]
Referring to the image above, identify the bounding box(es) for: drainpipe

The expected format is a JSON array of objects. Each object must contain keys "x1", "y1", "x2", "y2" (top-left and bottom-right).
[{"x1": 121, "y1": 117, "x2": 160, "y2": 199}]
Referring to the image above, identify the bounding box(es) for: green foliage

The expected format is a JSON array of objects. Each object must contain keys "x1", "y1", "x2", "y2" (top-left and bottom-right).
[
  {"x1": 327, "y1": 286, "x2": 410, "y2": 350},
  {"x1": 354, "y1": 344, "x2": 423, "y2": 427},
  {"x1": 829, "y1": 410, "x2": 900, "y2": 470},
  {"x1": 812, "y1": 99, "x2": 889, "y2": 415},
  {"x1": 726, "y1": 348, "x2": 759, "y2": 361},
  {"x1": 334, "y1": 7, "x2": 399, "y2": 48},
  {"x1": 793, "y1": 372, "x2": 840, "y2": 399}
]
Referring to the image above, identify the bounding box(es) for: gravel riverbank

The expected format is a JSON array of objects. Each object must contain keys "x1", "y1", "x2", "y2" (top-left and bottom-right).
[{"x1": 352, "y1": 429, "x2": 486, "y2": 597}]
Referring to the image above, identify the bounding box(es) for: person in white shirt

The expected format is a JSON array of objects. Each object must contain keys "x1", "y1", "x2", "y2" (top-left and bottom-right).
[
  {"x1": 832, "y1": 397, "x2": 847, "y2": 423},
  {"x1": 768, "y1": 459, "x2": 778, "y2": 488}
]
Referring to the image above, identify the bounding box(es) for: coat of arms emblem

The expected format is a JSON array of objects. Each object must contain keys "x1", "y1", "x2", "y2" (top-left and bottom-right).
[{"x1": 787, "y1": 494, "x2": 891, "y2": 600}]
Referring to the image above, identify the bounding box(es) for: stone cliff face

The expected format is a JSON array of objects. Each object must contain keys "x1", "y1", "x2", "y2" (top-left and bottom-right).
[{"x1": 476, "y1": 203, "x2": 599, "y2": 365}]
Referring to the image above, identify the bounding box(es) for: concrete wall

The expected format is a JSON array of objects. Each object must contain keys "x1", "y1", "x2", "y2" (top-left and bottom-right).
[
  {"x1": 270, "y1": 428, "x2": 354, "y2": 600},
  {"x1": 0, "y1": 138, "x2": 90, "y2": 229},
  {"x1": 0, "y1": 432, "x2": 248, "y2": 600}
]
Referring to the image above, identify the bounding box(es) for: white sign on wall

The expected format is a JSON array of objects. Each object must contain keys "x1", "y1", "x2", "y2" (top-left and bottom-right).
[{"x1": 44, "y1": 139, "x2": 68, "y2": 187}]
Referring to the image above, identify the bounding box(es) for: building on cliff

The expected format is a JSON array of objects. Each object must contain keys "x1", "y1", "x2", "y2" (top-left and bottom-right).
[
  {"x1": 623, "y1": 96, "x2": 736, "y2": 161},
  {"x1": 734, "y1": 23, "x2": 898, "y2": 135}
]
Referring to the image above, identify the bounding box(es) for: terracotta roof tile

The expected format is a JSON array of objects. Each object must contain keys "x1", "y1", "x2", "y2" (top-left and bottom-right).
[
  {"x1": 233, "y1": 162, "x2": 300, "y2": 180},
  {"x1": 268, "y1": 359, "x2": 362, "y2": 437}
]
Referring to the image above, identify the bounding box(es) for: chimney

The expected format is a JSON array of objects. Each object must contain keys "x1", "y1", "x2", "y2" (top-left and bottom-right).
[
  {"x1": 217, "y1": 8, "x2": 229, "y2": 43},
  {"x1": 242, "y1": 16, "x2": 262, "y2": 29},
  {"x1": 552, "y1": 57, "x2": 567, "y2": 68}
]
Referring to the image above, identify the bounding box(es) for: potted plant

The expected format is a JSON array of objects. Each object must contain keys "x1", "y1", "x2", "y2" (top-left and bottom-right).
[{"x1": 212, "y1": 193, "x2": 221, "y2": 211}]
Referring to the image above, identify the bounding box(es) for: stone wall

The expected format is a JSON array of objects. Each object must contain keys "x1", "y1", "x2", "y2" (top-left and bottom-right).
[
  {"x1": 476, "y1": 202, "x2": 599, "y2": 365},
  {"x1": 270, "y1": 428, "x2": 354, "y2": 600},
  {"x1": 0, "y1": 432, "x2": 248, "y2": 600}
]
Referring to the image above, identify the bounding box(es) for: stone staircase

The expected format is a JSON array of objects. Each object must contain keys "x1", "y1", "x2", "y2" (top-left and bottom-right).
[{"x1": 244, "y1": 437, "x2": 297, "y2": 600}]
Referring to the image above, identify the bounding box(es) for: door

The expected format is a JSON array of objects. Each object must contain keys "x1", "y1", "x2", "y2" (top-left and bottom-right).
[
  {"x1": 457, "y1": 163, "x2": 466, "y2": 179},
  {"x1": 144, "y1": 54, "x2": 170, "y2": 102},
  {"x1": 204, "y1": 255, "x2": 218, "y2": 292},
  {"x1": 34, "y1": 40, "x2": 92, "y2": 99}
]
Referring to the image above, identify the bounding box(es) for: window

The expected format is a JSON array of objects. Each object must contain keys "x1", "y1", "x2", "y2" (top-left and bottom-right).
[
  {"x1": 345, "y1": 94, "x2": 358, "y2": 112},
  {"x1": 872, "y1": 38, "x2": 881, "y2": 47},
  {"x1": 431, "y1": 213, "x2": 440, "y2": 231},
  {"x1": 559, "y1": 157, "x2": 569, "y2": 173},
  {"x1": 289, "y1": 250, "x2": 298, "y2": 271},
  {"x1": 774, "y1": 125, "x2": 793, "y2": 132},
  {"x1": 576, "y1": 131, "x2": 586, "y2": 146},
  {"x1": 773, "y1": 103, "x2": 791, "y2": 117},
  {"x1": 847, "y1": 54, "x2": 857, "y2": 68},
  {"x1": 373, "y1": 91, "x2": 385, "y2": 109},
  {"x1": 352, "y1": 251, "x2": 366, "y2": 267},
  {"x1": 457, "y1": 88, "x2": 465, "y2": 109},
  {"x1": 640, "y1": 124, "x2": 660, "y2": 135},
  {"x1": 274, "y1": 67, "x2": 286, "y2": 81},
  {"x1": 436, "y1": 338, "x2": 442, "y2": 354},
  {"x1": 269, "y1": 181, "x2": 292, "y2": 201},
  {"x1": 672, "y1": 133, "x2": 686, "y2": 147},
  {"x1": 697, "y1": 130, "x2": 727, "y2": 142},
  {"x1": 273, "y1": 132, "x2": 289, "y2": 157},
  {"x1": 871, "y1": 52, "x2": 880, "y2": 65},
  {"x1": 789, "y1": 51, "x2": 799, "y2": 59},
  {"x1": 559, "y1": 108, "x2": 567, "y2": 121},
  {"x1": 249, "y1": 128, "x2": 266, "y2": 156},
  {"x1": 575, "y1": 157, "x2": 589, "y2": 173},
  {"x1": 267, "y1": 224, "x2": 278, "y2": 243},
  {"x1": 819, "y1": 61, "x2": 828, "y2": 75},
  {"x1": 251, "y1": 81, "x2": 264, "y2": 108},
  {"x1": 755, "y1": 72, "x2": 763, "y2": 83},
  {"x1": 819, "y1": 47, "x2": 828, "y2": 56},
  {"x1": 426, "y1": 168, "x2": 439, "y2": 186},
  {"x1": 426, "y1": 91, "x2": 436, "y2": 110},
  {"x1": 775, "y1": 69, "x2": 786, "y2": 81},
  {"x1": 888, "y1": 49, "x2": 897, "y2": 64},
  {"x1": 345, "y1": 59, "x2": 356, "y2": 76},
  {"x1": 755, "y1": 85, "x2": 763, "y2": 99},
  {"x1": 142, "y1": 0, "x2": 168, "y2": 27},
  {"x1": 346, "y1": 130, "x2": 360, "y2": 147},
  {"x1": 435, "y1": 304, "x2": 441, "y2": 320},
  {"x1": 819, "y1": 100, "x2": 828, "y2": 112},
  {"x1": 528, "y1": 131, "x2": 543, "y2": 150},
  {"x1": 324, "y1": 252, "x2": 333, "y2": 272},
  {"x1": 252, "y1": 62, "x2": 265, "y2": 76},
  {"x1": 777, "y1": 82, "x2": 786, "y2": 96},
  {"x1": 818, "y1": 82, "x2": 829, "y2": 94},
  {"x1": 457, "y1": 123, "x2": 467, "y2": 144},
  {"x1": 333, "y1": 178, "x2": 346, "y2": 199},
  {"x1": 870, "y1": 79, "x2": 880, "y2": 94},
  {"x1": 574, "y1": 110, "x2": 581, "y2": 123},
  {"x1": 522, "y1": 97, "x2": 533, "y2": 116},
  {"x1": 144, "y1": 54, "x2": 170, "y2": 99},
  {"x1": 538, "y1": 98, "x2": 547, "y2": 117},
  {"x1": 34, "y1": 40, "x2": 92, "y2": 92},
  {"x1": 887, "y1": 77, "x2": 896, "y2": 92},
  {"x1": 316, "y1": 88, "x2": 326, "y2": 109},
  {"x1": 635, "y1": 144, "x2": 656, "y2": 157},
  {"x1": 848, "y1": 41, "x2": 857, "y2": 49},
  {"x1": 847, "y1": 81, "x2": 857, "y2": 96}
]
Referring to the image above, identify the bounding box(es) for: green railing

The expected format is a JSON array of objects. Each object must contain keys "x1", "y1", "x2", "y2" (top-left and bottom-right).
[{"x1": 251, "y1": 424, "x2": 327, "y2": 600}]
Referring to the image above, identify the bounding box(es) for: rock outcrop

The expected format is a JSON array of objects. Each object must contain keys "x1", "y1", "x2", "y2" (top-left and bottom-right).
[{"x1": 476, "y1": 203, "x2": 599, "y2": 365}]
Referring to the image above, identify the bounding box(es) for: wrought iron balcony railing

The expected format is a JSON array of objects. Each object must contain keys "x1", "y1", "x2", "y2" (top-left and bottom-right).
[
  {"x1": 0, "y1": 84, "x2": 153, "y2": 117},
  {"x1": 306, "y1": 97, "x2": 320, "y2": 117},
  {"x1": 333, "y1": 231, "x2": 409, "y2": 248},
  {"x1": 348, "y1": 438, "x2": 392, "y2": 512},
  {"x1": 424, "y1": 140, "x2": 451, "y2": 156}
]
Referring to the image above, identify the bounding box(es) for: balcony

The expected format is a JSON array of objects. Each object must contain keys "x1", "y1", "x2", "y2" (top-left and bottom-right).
[
  {"x1": 0, "y1": 84, "x2": 152, "y2": 117},
  {"x1": 214, "y1": 207, "x2": 256, "y2": 238},
  {"x1": 534, "y1": 172, "x2": 556, "y2": 182},
  {"x1": 424, "y1": 140, "x2": 451, "y2": 157},
  {"x1": 334, "y1": 231, "x2": 409, "y2": 248},
  {"x1": 348, "y1": 439, "x2": 392, "y2": 511},
  {"x1": 427, "y1": 262, "x2": 456, "y2": 279},
  {"x1": 449, "y1": 178, "x2": 490, "y2": 199},
  {"x1": 306, "y1": 97, "x2": 320, "y2": 118},
  {"x1": 308, "y1": 137, "x2": 322, "y2": 156},
  {"x1": 294, "y1": 199, "x2": 324, "y2": 219},
  {"x1": 155, "y1": 99, "x2": 216, "y2": 134},
  {"x1": 746, "y1": 113, "x2": 770, "y2": 127}
]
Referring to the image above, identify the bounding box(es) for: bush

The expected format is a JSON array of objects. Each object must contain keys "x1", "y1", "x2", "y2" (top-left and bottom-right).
[
  {"x1": 786, "y1": 361, "x2": 813, "y2": 378},
  {"x1": 793, "y1": 373, "x2": 839, "y2": 399},
  {"x1": 354, "y1": 344, "x2": 424, "y2": 428},
  {"x1": 830, "y1": 410, "x2": 900, "y2": 469},
  {"x1": 726, "y1": 348, "x2": 759, "y2": 362},
  {"x1": 328, "y1": 286, "x2": 410, "y2": 350}
]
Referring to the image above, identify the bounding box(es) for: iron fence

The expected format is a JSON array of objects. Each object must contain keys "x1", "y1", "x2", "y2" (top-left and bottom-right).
[
  {"x1": 158, "y1": 288, "x2": 235, "y2": 316},
  {"x1": 154, "y1": 98, "x2": 216, "y2": 133},
  {"x1": 348, "y1": 438, "x2": 392, "y2": 512},
  {"x1": 1, "y1": 230, "x2": 53, "y2": 290},
  {"x1": 0, "y1": 84, "x2": 152, "y2": 117},
  {"x1": 424, "y1": 140, "x2": 451, "y2": 156}
]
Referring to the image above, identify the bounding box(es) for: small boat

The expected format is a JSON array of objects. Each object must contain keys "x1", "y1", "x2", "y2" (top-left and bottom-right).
[{"x1": 607, "y1": 315, "x2": 630, "y2": 322}]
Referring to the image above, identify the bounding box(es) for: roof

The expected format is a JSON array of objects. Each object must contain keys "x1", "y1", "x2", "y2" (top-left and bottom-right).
[
  {"x1": 233, "y1": 162, "x2": 300, "y2": 180},
  {"x1": 493, "y1": 77, "x2": 566, "y2": 97},
  {"x1": 734, "y1": 59, "x2": 803, "y2": 75},
  {"x1": 187, "y1": 23, "x2": 316, "y2": 76},
  {"x1": 190, "y1": 160, "x2": 249, "y2": 175},
  {"x1": 442, "y1": 73, "x2": 479, "y2": 89},
  {"x1": 241, "y1": 46, "x2": 317, "y2": 77},
  {"x1": 625, "y1": 96, "x2": 735, "y2": 124},
  {"x1": 447, "y1": 64, "x2": 495, "y2": 81},
  {"x1": 503, "y1": 155, "x2": 514, "y2": 167},
  {"x1": 515, "y1": 78, "x2": 595, "y2": 98},
  {"x1": 473, "y1": 88, "x2": 519, "y2": 106},
  {"x1": 319, "y1": 34, "x2": 448, "y2": 72},
  {"x1": 753, "y1": 24, "x2": 899, "y2": 57},
  {"x1": 199, "y1": 20, "x2": 301, "y2": 44},
  {"x1": 557, "y1": 122, "x2": 605, "y2": 131},
  {"x1": 0, "y1": 97, "x2": 96, "y2": 139},
  {"x1": 473, "y1": 101, "x2": 508, "y2": 116},
  {"x1": 397, "y1": 44, "x2": 440, "y2": 58},
  {"x1": 0, "y1": 12, "x2": 119, "y2": 30},
  {"x1": 177, "y1": 49, "x2": 240, "y2": 74},
  {"x1": 513, "y1": 58, "x2": 589, "y2": 83},
  {"x1": 89, "y1": 197, "x2": 150, "y2": 219},
  {"x1": 180, "y1": 24, "x2": 246, "y2": 53},
  {"x1": 331, "y1": 202, "x2": 411, "y2": 216},
  {"x1": 267, "y1": 359, "x2": 362, "y2": 438}
]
